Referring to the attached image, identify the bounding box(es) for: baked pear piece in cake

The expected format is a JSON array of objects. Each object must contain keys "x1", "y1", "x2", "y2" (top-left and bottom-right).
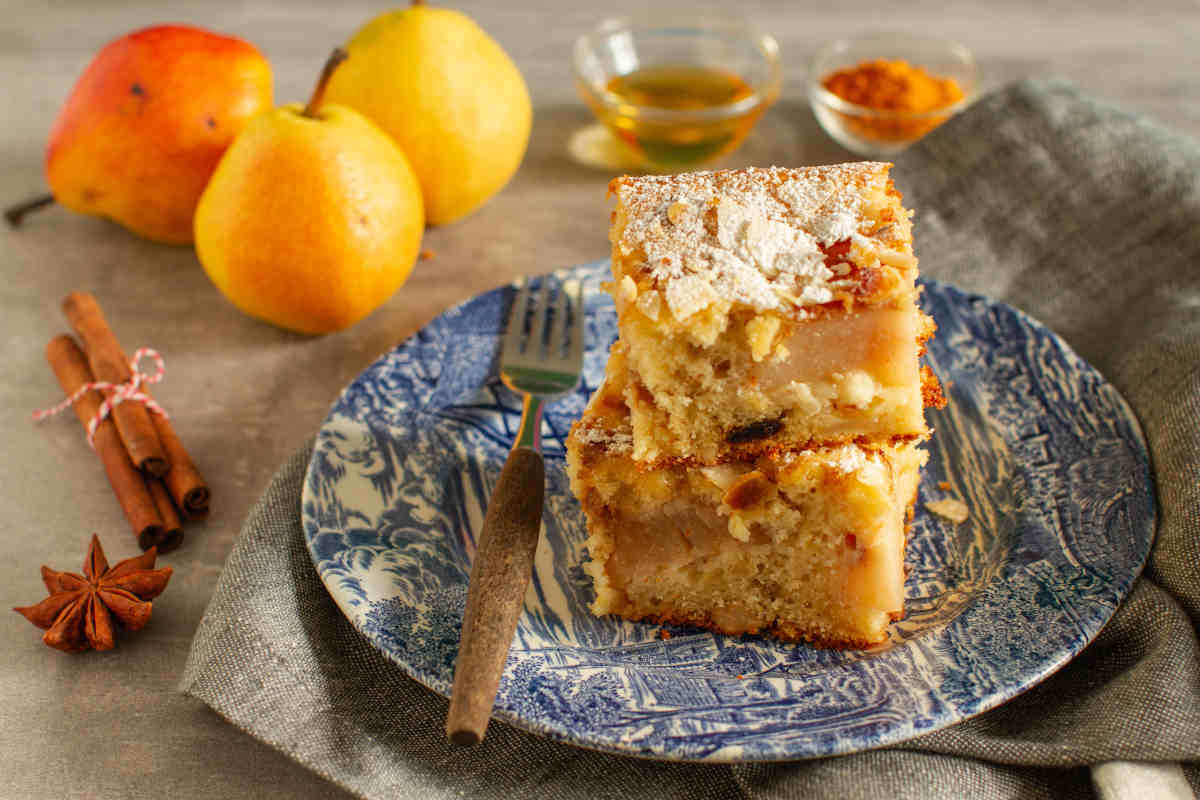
[
  {"x1": 566, "y1": 376, "x2": 926, "y2": 648},
  {"x1": 608, "y1": 163, "x2": 943, "y2": 465}
]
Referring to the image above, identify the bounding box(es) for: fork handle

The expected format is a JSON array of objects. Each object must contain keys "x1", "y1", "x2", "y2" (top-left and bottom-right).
[{"x1": 446, "y1": 444, "x2": 544, "y2": 746}]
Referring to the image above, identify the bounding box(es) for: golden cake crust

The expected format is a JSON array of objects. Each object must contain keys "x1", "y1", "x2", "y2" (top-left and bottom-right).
[{"x1": 596, "y1": 605, "x2": 896, "y2": 650}]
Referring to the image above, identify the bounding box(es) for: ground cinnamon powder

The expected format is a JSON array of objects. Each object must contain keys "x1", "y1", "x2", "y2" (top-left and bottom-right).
[{"x1": 821, "y1": 59, "x2": 965, "y2": 142}]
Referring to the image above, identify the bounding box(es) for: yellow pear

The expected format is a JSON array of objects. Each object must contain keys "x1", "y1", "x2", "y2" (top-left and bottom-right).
[
  {"x1": 195, "y1": 51, "x2": 425, "y2": 334},
  {"x1": 325, "y1": 1, "x2": 532, "y2": 225}
]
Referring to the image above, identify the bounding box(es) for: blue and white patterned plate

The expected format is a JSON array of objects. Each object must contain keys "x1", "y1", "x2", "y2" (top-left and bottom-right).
[{"x1": 302, "y1": 260, "x2": 1155, "y2": 762}]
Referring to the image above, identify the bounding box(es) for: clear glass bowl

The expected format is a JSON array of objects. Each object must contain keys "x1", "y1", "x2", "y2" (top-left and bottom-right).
[
  {"x1": 573, "y1": 18, "x2": 781, "y2": 171},
  {"x1": 808, "y1": 35, "x2": 978, "y2": 157}
]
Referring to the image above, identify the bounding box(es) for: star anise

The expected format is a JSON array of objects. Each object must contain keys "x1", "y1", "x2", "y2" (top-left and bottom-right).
[{"x1": 13, "y1": 534, "x2": 172, "y2": 652}]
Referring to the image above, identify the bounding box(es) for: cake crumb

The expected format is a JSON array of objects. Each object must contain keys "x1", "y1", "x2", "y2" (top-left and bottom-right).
[
  {"x1": 420, "y1": 249, "x2": 434, "y2": 260},
  {"x1": 926, "y1": 497, "x2": 969, "y2": 524},
  {"x1": 937, "y1": 481, "x2": 951, "y2": 490}
]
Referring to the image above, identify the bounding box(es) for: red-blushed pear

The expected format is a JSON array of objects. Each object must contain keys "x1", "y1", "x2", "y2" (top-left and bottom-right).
[
  {"x1": 8, "y1": 25, "x2": 272, "y2": 244},
  {"x1": 194, "y1": 51, "x2": 425, "y2": 334}
]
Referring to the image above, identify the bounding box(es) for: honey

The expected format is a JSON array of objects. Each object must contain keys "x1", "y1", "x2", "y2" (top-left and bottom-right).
[{"x1": 592, "y1": 65, "x2": 763, "y2": 169}]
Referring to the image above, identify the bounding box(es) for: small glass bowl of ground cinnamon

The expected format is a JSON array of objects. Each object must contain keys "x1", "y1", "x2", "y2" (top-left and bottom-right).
[{"x1": 809, "y1": 35, "x2": 978, "y2": 156}]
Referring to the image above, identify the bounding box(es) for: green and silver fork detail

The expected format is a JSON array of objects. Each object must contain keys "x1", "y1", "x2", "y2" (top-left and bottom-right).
[
  {"x1": 499, "y1": 273, "x2": 586, "y2": 450},
  {"x1": 446, "y1": 272, "x2": 584, "y2": 747}
]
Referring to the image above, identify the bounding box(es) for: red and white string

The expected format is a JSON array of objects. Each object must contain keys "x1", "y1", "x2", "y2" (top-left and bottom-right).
[{"x1": 33, "y1": 348, "x2": 169, "y2": 448}]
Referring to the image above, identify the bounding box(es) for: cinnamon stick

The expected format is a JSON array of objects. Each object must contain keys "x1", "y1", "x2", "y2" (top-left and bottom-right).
[
  {"x1": 62, "y1": 292, "x2": 168, "y2": 477},
  {"x1": 45, "y1": 335, "x2": 165, "y2": 550},
  {"x1": 147, "y1": 394, "x2": 210, "y2": 520},
  {"x1": 146, "y1": 477, "x2": 184, "y2": 553}
]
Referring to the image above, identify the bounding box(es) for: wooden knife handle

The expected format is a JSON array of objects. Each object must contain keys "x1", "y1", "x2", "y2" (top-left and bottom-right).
[{"x1": 446, "y1": 446, "x2": 544, "y2": 746}]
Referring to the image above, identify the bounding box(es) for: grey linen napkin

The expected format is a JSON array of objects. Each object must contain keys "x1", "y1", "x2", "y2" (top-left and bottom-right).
[{"x1": 181, "y1": 80, "x2": 1200, "y2": 800}]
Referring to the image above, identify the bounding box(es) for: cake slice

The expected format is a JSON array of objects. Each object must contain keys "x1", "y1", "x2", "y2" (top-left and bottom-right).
[
  {"x1": 566, "y1": 375, "x2": 926, "y2": 647},
  {"x1": 608, "y1": 163, "x2": 943, "y2": 464}
]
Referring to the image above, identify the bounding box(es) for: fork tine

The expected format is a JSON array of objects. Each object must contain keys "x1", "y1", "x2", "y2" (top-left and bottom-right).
[
  {"x1": 547, "y1": 277, "x2": 569, "y2": 360},
  {"x1": 565, "y1": 278, "x2": 584, "y2": 369},
  {"x1": 502, "y1": 276, "x2": 532, "y2": 359},
  {"x1": 526, "y1": 277, "x2": 552, "y2": 358}
]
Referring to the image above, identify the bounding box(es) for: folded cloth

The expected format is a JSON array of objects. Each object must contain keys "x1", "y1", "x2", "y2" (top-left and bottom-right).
[{"x1": 181, "y1": 80, "x2": 1200, "y2": 800}]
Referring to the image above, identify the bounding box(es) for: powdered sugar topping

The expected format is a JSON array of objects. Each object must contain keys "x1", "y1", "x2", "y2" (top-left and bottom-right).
[
  {"x1": 829, "y1": 444, "x2": 887, "y2": 485},
  {"x1": 829, "y1": 443, "x2": 870, "y2": 473},
  {"x1": 612, "y1": 164, "x2": 891, "y2": 320},
  {"x1": 574, "y1": 423, "x2": 633, "y2": 453}
]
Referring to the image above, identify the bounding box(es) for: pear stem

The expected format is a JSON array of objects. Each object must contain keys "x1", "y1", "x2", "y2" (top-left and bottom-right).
[
  {"x1": 5, "y1": 193, "x2": 55, "y2": 228},
  {"x1": 303, "y1": 48, "x2": 349, "y2": 118}
]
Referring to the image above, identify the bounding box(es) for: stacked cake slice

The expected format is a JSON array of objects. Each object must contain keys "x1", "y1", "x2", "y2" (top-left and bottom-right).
[{"x1": 566, "y1": 163, "x2": 943, "y2": 647}]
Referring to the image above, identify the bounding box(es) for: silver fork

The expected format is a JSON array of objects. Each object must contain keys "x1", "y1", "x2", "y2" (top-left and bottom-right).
[{"x1": 446, "y1": 272, "x2": 584, "y2": 747}]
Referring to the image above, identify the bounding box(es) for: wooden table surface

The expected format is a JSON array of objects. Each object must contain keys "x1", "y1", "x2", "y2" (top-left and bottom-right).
[{"x1": 1, "y1": 1, "x2": 1196, "y2": 797}]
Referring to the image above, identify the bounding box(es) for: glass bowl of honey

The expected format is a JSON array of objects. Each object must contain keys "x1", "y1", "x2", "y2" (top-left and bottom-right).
[
  {"x1": 573, "y1": 17, "x2": 781, "y2": 171},
  {"x1": 808, "y1": 34, "x2": 978, "y2": 157}
]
